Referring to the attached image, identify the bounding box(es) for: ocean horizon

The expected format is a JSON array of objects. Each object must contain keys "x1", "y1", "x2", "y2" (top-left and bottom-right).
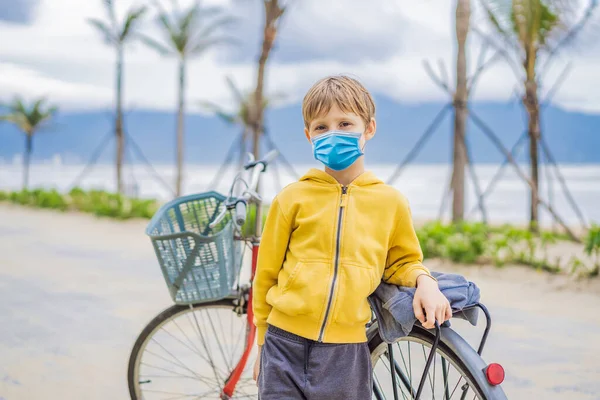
[{"x1": 1, "y1": 162, "x2": 599, "y2": 226}]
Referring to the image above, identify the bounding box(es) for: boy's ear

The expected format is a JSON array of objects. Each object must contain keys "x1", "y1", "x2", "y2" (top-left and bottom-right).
[
  {"x1": 304, "y1": 127, "x2": 311, "y2": 142},
  {"x1": 365, "y1": 117, "x2": 376, "y2": 140}
]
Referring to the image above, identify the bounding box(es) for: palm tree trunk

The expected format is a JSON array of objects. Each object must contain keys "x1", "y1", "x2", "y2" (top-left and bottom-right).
[
  {"x1": 252, "y1": 12, "x2": 276, "y2": 159},
  {"x1": 176, "y1": 59, "x2": 186, "y2": 197},
  {"x1": 23, "y1": 134, "x2": 33, "y2": 190},
  {"x1": 239, "y1": 127, "x2": 248, "y2": 169},
  {"x1": 452, "y1": 0, "x2": 470, "y2": 223},
  {"x1": 116, "y1": 46, "x2": 125, "y2": 194},
  {"x1": 524, "y1": 79, "x2": 540, "y2": 231},
  {"x1": 251, "y1": 0, "x2": 283, "y2": 236}
]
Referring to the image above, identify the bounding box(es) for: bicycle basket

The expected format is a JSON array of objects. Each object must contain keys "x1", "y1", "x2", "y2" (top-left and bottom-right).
[{"x1": 146, "y1": 192, "x2": 240, "y2": 305}]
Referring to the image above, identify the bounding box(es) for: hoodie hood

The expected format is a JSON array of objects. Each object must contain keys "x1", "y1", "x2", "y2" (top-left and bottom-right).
[{"x1": 299, "y1": 168, "x2": 383, "y2": 187}]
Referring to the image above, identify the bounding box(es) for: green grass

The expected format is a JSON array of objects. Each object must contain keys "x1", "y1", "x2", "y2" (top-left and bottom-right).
[
  {"x1": 416, "y1": 220, "x2": 596, "y2": 278},
  {"x1": 1, "y1": 188, "x2": 595, "y2": 277},
  {"x1": 0, "y1": 187, "x2": 159, "y2": 220}
]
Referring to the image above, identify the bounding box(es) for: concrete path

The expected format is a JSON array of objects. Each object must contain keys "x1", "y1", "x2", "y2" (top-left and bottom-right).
[{"x1": 0, "y1": 204, "x2": 599, "y2": 399}]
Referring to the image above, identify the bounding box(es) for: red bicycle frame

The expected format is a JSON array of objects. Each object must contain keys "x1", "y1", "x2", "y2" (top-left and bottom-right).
[{"x1": 220, "y1": 241, "x2": 260, "y2": 399}]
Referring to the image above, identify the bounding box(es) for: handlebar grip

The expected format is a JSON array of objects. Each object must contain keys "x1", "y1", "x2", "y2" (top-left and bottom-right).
[
  {"x1": 263, "y1": 150, "x2": 279, "y2": 164},
  {"x1": 235, "y1": 200, "x2": 247, "y2": 226}
]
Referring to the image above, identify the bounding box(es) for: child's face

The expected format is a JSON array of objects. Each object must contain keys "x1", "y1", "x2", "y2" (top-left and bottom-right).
[{"x1": 304, "y1": 104, "x2": 376, "y2": 150}]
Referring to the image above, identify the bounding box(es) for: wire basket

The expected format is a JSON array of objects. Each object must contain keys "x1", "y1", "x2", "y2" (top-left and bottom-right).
[{"x1": 146, "y1": 192, "x2": 240, "y2": 305}]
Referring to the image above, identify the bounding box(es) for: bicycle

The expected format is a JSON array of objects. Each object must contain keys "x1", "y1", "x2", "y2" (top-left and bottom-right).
[{"x1": 127, "y1": 150, "x2": 507, "y2": 400}]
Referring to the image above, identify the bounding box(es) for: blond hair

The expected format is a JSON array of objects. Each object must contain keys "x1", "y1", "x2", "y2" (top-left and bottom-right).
[{"x1": 302, "y1": 75, "x2": 376, "y2": 129}]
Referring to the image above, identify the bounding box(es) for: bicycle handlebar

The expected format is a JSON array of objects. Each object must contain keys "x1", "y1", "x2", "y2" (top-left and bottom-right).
[
  {"x1": 208, "y1": 150, "x2": 278, "y2": 229},
  {"x1": 234, "y1": 200, "x2": 247, "y2": 227}
]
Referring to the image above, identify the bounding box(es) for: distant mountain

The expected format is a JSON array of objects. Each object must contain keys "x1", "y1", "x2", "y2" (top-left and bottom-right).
[{"x1": 1, "y1": 96, "x2": 598, "y2": 165}]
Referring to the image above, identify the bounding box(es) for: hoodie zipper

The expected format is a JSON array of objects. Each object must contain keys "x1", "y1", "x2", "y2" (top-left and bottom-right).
[{"x1": 317, "y1": 186, "x2": 348, "y2": 342}]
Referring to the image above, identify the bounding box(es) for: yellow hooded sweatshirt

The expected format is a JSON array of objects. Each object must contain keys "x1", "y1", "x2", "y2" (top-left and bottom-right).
[{"x1": 253, "y1": 168, "x2": 431, "y2": 346}]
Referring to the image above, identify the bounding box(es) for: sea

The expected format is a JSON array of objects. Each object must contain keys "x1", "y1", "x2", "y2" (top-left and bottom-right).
[{"x1": 0, "y1": 161, "x2": 599, "y2": 226}]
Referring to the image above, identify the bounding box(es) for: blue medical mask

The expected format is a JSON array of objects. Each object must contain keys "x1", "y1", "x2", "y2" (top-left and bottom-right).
[{"x1": 311, "y1": 130, "x2": 364, "y2": 171}]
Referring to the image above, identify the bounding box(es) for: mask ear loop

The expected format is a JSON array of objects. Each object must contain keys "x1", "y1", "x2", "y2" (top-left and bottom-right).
[{"x1": 359, "y1": 129, "x2": 368, "y2": 154}]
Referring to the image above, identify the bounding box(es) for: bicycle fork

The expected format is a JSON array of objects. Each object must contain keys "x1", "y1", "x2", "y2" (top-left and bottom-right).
[{"x1": 221, "y1": 241, "x2": 260, "y2": 399}]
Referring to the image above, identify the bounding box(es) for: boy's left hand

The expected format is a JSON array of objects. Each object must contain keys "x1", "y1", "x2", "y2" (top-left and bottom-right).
[{"x1": 413, "y1": 274, "x2": 452, "y2": 329}]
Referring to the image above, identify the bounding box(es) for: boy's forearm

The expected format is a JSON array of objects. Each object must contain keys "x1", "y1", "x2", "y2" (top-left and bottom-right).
[{"x1": 384, "y1": 195, "x2": 433, "y2": 287}]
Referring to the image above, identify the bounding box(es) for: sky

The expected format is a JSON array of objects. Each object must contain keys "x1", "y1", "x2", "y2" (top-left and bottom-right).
[{"x1": 1, "y1": 0, "x2": 600, "y2": 114}]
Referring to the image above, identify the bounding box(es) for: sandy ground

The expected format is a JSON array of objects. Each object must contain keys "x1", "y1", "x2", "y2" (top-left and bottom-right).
[{"x1": 0, "y1": 204, "x2": 599, "y2": 400}]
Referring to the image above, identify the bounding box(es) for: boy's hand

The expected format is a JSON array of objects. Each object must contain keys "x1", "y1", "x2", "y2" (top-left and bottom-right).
[
  {"x1": 413, "y1": 275, "x2": 452, "y2": 330},
  {"x1": 253, "y1": 345, "x2": 262, "y2": 385}
]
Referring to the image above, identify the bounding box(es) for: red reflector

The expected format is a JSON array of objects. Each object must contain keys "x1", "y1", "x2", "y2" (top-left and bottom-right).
[{"x1": 485, "y1": 363, "x2": 505, "y2": 386}]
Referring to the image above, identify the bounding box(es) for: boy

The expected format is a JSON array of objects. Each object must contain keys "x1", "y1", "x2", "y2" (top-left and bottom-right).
[{"x1": 252, "y1": 75, "x2": 452, "y2": 399}]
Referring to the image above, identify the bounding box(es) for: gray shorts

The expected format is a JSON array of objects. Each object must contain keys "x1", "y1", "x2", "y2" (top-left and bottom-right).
[{"x1": 258, "y1": 324, "x2": 373, "y2": 400}]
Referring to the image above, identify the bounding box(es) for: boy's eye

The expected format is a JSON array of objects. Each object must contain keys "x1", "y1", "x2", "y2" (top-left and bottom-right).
[
  {"x1": 315, "y1": 125, "x2": 326, "y2": 131},
  {"x1": 340, "y1": 122, "x2": 352, "y2": 128}
]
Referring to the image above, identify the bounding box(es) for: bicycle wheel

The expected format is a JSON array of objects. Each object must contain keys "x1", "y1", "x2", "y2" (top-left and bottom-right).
[
  {"x1": 127, "y1": 299, "x2": 258, "y2": 400},
  {"x1": 368, "y1": 324, "x2": 498, "y2": 400}
]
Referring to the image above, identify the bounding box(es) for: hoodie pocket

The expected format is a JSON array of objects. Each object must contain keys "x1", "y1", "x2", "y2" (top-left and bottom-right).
[
  {"x1": 332, "y1": 263, "x2": 376, "y2": 326},
  {"x1": 272, "y1": 261, "x2": 330, "y2": 320}
]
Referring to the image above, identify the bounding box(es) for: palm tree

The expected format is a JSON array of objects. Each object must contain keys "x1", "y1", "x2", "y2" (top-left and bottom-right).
[
  {"x1": 247, "y1": 0, "x2": 286, "y2": 238},
  {"x1": 480, "y1": 0, "x2": 596, "y2": 230},
  {"x1": 250, "y1": 0, "x2": 286, "y2": 161},
  {"x1": 141, "y1": 0, "x2": 233, "y2": 197},
  {"x1": 452, "y1": 0, "x2": 471, "y2": 222},
  {"x1": 199, "y1": 76, "x2": 282, "y2": 168},
  {"x1": 0, "y1": 98, "x2": 57, "y2": 190},
  {"x1": 88, "y1": 0, "x2": 147, "y2": 194}
]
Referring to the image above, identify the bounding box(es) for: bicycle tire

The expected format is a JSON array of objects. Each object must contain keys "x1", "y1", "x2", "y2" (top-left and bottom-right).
[
  {"x1": 127, "y1": 298, "x2": 252, "y2": 400},
  {"x1": 367, "y1": 322, "x2": 507, "y2": 400}
]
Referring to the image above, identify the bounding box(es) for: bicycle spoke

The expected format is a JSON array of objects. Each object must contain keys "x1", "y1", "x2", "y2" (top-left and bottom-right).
[
  {"x1": 202, "y1": 306, "x2": 234, "y2": 372},
  {"x1": 408, "y1": 341, "x2": 412, "y2": 392},
  {"x1": 231, "y1": 316, "x2": 247, "y2": 367},
  {"x1": 422, "y1": 345, "x2": 436, "y2": 396},
  {"x1": 433, "y1": 348, "x2": 437, "y2": 399},
  {"x1": 140, "y1": 362, "x2": 217, "y2": 389},
  {"x1": 147, "y1": 337, "x2": 214, "y2": 383},
  {"x1": 373, "y1": 373, "x2": 386, "y2": 399},
  {"x1": 398, "y1": 342, "x2": 410, "y2": 386},
  {"x1": 172, "y1": 318, "x2": 209, "y2": 361},
  {"x1": 442, "y1": 357, "x2": 451, "y2": 400},
  {"x1": 142, "y1": 348, "x2": 213, "y2": 385},
  {"x1": 140, "y1": 375, "x2": 200, "y2": 380},
  {"x1": 448, "y1": 376, "x2": 464, "y2": 399},
  {"x1": 187, "y1": 309, "x2": 224, "y2": 384},
  {"x1": 215, "y1": 304, "x2": 233, "y2": 365},
  {"x1": 158, "y1": 324, "x2": 212, "y2": 367}
]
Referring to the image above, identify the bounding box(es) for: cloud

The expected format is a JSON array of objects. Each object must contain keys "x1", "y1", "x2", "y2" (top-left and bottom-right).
[
  {"x1": 0, "y1": 62, "x2": 111, "y2": 108},
  {"x1": 0, "y1": 0, "x2": 40, "y2": 24},
  {"x1": 0, "y1": 0, "x2": 599, "y2": 114},
  {"x1": 221, "y1": 1, "x2": 451, "y2": 64}
]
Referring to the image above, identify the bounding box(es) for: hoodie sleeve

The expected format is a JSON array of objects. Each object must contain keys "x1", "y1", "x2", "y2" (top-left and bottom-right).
[
  {"x1": 252, "y1": 196, "x2": 292, "y2": 345},
  {"x1": 383, "y1": 194, "x2": 433, "y2": 288}
]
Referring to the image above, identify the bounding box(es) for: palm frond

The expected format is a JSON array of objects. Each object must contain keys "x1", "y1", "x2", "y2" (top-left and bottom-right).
[
  {"x1": 180, "y1": 2, "x2": 200, "y2": 35},
  {"x1": 0, "y1": 114, "x2": 23, "y2": 124},
  {"x1": 543, "y1": 0, "x2": 599, "y2": 61},
  {"x1": 120, "y1": 6, "x2": 148, "y2": 41},
  {"x1": 139, "y1": 34, "x2": 174, "y2": 55},
  {"x1": 225, "y1": 75, "x2": 246, "y2": 104},
  {"x1": 88, "y1": 18, "x2": 117, "y2": 44},
  {"x1": 0, "y1": 97, "x2": 57, "y2": 136},
  {"x1": 152, "y1": 0, "x2": 176, "y2": 28},
  {"x1": 479, "y1": 0, "x2": 514, "y2": 39},
  {"x1": 189, "y1": 36, "x2": 235, "y2": 55},
  {"x1": 103, "y1": 0, "x2": 117, "y2": 27},
  {"x1": 155, "y1": 11, "x2": 184, "y2": 53},
  {"x1": 198, "y1": 100, "x2": 238, "y2": 125},
  {"x1": 192, "y1": 15, "x2": 236, "y2": 47}
]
